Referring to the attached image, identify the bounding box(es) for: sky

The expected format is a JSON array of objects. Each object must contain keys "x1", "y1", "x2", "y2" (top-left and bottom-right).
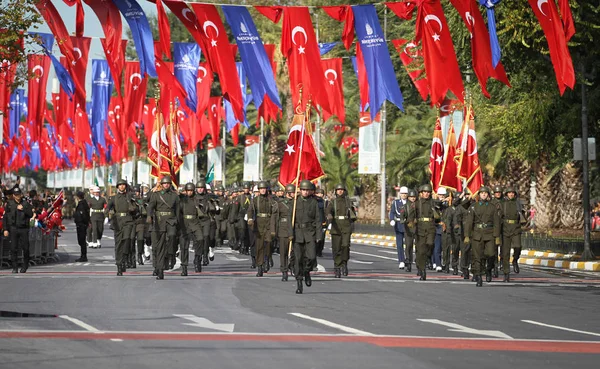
[{"x1": 29, "y1": 0, "x2": 159, "y2": 97}]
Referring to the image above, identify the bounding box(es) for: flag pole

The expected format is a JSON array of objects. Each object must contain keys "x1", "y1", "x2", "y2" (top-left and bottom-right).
[
  {"x1": 380, "y1": 6, "x2": 388, "y2": 226},
  {"x1": 288, "y1": 88, "x2": 310, "y2": 258}
]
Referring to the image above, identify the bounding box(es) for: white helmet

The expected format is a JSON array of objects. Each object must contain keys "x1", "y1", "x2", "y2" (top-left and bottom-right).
[
  {"x1": 90, "y1": 186, "x2": 100, "y2": 193},
  {"x1": 437, "y1": 187, "x2": 447, "y2": 195},
  {"x1": 399, "y1": 186, "x2": 408, "y2": 194},
  {"x1": 252, "y1": 185, "x2": 259, "y2": 192},
  {"x1": 206, "y1": 184, "x2": 212, "y2": 190}
]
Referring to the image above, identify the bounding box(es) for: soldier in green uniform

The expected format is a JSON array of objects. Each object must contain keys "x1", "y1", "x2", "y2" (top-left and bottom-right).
[
  {"x1": 501, "y1": 186, "x2": 524, "y2": 281},
  {"x1": 226, "y1": 185, "x2": 239, "y2": 250},
  {"x1": 237, "y1": 183, "x2": 252, "y2": 258},
  {"x1": 407, "y1": 184, "x2": 440, "y2": 280},
  {"x1": 105, "y1": 179, "x2": 139, "y2": 276},
  {"x1": 464, "y1": 186, "x2": 501, "y2": 286},
  {"x1": 289, "y1": 180, "x2": 321, "y2": 294},
  {"x1": 314, "y1": 188, "x2": 327, "y2": 258},
  {"x1": 87, "y1": 186, "x2": 107, "y2": 248},
  {"x1": 403, "y1": 189, "x2": 417, "y2": 273},
  {"x1": 147, "y1": 176, "x2": 180, "y2": 280},
  {"x1": 439, "y1": 190, "x2": 455, "y2": 274},
  {"x1": 132, "y1": 185, "x2": 150, "y2": 266},
  {"x1": 326, "y1": 183, "x2": 357, "y2": 278},
  {"x1": 247, "y1": 181, "x2": 277, "y2": 277},
  {"x1": 275, "y1": 184, "x2": 295, "y2": 281},
  {"x1": 490, "y1": 185, "x2": 504, "y2": 278},
  {"x1": 214, "y1": 185, "x2": 226, "y2": 248},
  {"x1": 195, "y1": 180, "x2": 216, "y2": 267},
  {"x1": 179, "y1": 183, "x2": 204, "y2": 275}
]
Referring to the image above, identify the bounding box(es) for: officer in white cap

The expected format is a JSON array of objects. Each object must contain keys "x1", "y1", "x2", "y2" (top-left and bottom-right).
[{"x1": 389, "y1": 186, "x2": 409, "y2": 269}]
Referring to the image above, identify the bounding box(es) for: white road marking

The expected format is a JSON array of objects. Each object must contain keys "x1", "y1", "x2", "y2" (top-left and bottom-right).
[
  {"x1": 173, "y1": 314, "x2": 235, "y2": 332},
  {"x1": 110, "y1": 338, "x2": 123, "y2": 342},
  {"x1": 522, "y1": 320, "x2": 600, "y2": 337},
  {"x1": 316, "y1": 264, "x2": 326, "y2": 272},
  {"x1": 225, "y1": 255, "x2": 248, "y2": 262},
  {"x1": 378, "y1": 250, "x2": 399, "y2": 255},
  {"x1": 289, "y1": 312, "x2": 374, "y2": 336},
  {"x1": 350, "y1": 250, "x2": 397, "y2": 261},
  {"x1": 418, "y1": 319, "x2": 513, "y2": 339},
  {"x1": 349, "y1": 260, "x2": 373, "y2": 265},
  {"x1": 59, "y1": 315, "x2": 103, "y2": 333},
  {"x1": 105, "y1": 236, "x2": 114, "y2": 240}
]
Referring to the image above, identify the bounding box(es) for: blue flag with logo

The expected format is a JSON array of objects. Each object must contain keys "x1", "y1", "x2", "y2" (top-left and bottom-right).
[
  {"x1": 222, "y1": 6, "x2": 281, "y2": 111},
  {"x1": 91, "y1": 60, "x2": 113, "y2": 149},
  {"x1": 319, "y1": 42, "x2": 338, "y2": 56},
  {"x1": 479, "y1": 0, "x2": 502, "y2": 68},
  {"x1": 225, "y1": 62, "x2": 252, "y2": 131},
  {"x1": 112, "y1": 0, "x2": 157, "y2": 78},
  {"x1": 173, "y1": 43, "x2": 202, "y2": 113},
  {"x1": 352, "y1": 5, "x2": 404, "y2": 119},
  {"x1": 31, "y1": 32, "x2": 75, "y2": 99},
  {"x1": 9, "y1": 89, "x2": 25, "y2": 139}
]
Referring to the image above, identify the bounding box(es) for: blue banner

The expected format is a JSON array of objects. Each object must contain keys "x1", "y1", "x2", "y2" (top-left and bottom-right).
[
  {"x1": 112, "y1": 0, "x2": 157, "y2": 78},
  {"x1": 225, "y1": 62, "x2": 252, "y2": 131},
  {"x1": 319, "y1": 42, "x2": 338, "y2": 56},
  {"x1": 352, "y1": 4, "x2": 404, "y2": 119},
  {"x1": 479, "y1": 0, "x2": 502, "y2": 68},
  {"x1": 222, "y1": 6, "x2": 281, "y2": 111},
  {"x1": 91, "y1": 60, "x2": 113, "y2": 149},
  {"x1": 9, "y1": 89, "x2": 25, "y2": 139},
  {"x1": 31, "y1": 32, "x2": 75, "y2": 98},
  {"x1": 173, "y1": 43, "x2": 201, "y2": 113},
  {"x1": 29, "y1": 141, "x2": 40, "y2": 170}
]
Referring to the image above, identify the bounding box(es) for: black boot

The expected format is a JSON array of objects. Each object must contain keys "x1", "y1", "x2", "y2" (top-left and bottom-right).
[
  {"x1": 463, "y1": 268, "x2": 470, "y2": 280},
  {"x1": 131, "y1": 254, "x2": 136, "y2": 269},
  {"x1": 342, "y1": 263, "x2": 348, "y2": 276},
  {"x1": 263, "y1": 259, "x2": 270, "y2": 273},
  {"x1": 513, "y1": 260, "x2": 520, "y2": 274},
  {"x1": 121, "y1": 263, "x2": 127, "y2": 273},
  {"x1": 296, "y1": 279, "x2": 303, "y2": 294},
  {"x1": 334, "y1": 268, "x2": 341, "y2": 278},
  {"x1": 419, "y1": 269, "x2": 427, "y2": 281},
  {"x1": 11, "y1": 264, "x2": 18, "y2": 274},
  {"x1": 75, "y1": 256, "x2": 88, "y2": 262},
  {"x1": 503, "y1": 273, "x2": 510, "y2": 282},
  {"x1": 445, "y1": 264, "x2": 450, "y2": 274},
  {"x1": 156, "y1": 269, "x2": 164, "y2": 280},
  {"x1": 486, "y1": 269, "x2": 492, "y2": 283},
  {"x1": 476, "y1": 275, "x2": 483, "y2": 287},
  {"x1": 305, "y1": 272, "x2": 312, "y2": 287},
  {"x1": 282, "y1": 271, "x2": 288, "y2": 281},
  {"x1": 417, "y1": 269, "x2": 422, "y2": 277},
  {"x1": 138, "y1": 254, "x2": 144, "y2": 266},
  {"x1": 269, "y1": 256, "x2": 274, "y2": 268},
  {"x1": 256, "y1": 265, "x2": 263, "y2": 277},
  {"x1": 117, "y1": 265, "x2": 123, "y2": 276},
  {"x1": 196, "y1": 263, "x2": 202, "y2": 273},
  {"x1": 171, "y1": 254, "x2": 177, "y2": 269},
  {"x1": 181, "y1": 265, "x2": 188, "y2": 277},
  {"x1": 251, "y1": 256, "x2": 256, "y2": 269},
  {"x1": 453, "y1": 267, "x2": 458, "y2": 275},
  {"x1": 152, "y1": 268, "x2": 158, "y2": 276},
  {"x1": 406, "y1": 263, "x2": 412, "y2": 273}
]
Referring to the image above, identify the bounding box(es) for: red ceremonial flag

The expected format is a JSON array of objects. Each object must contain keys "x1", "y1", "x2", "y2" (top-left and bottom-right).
[
  {"x1": 439, "y1": 123, "x2": 462, "y2": 192},
  {"x1": 528, "y1": 0, "x2": 575, "y2": 95},
  {"x1": 167, "y1": 109, "x2": 184, "y2": 177},
  {"x1": 124, "y1": 61, "x2": 148, "y2": 132},
  {"x1": 439, "y1": 97, "x2": 460, "y2": 118},
  {"x1": 231, "y1": 123, "x2": 239, "y2": 147},
  {"x1": 448, "y1": 0, "x2": 510, "y2": 98},
  {"x1": 0, "y1": 60, "x2": 17, "y2": 142},
  {"x1": 35, "y1": 0, "x2": 76, "y2": 65},
  {"x1": 415, "y1": 0, "x2": 464, "y2": 106},
  {"x1": 263, "y1": 44, "x2": 277, "y2": 77},
  {"x1": 187, "y1": 3, "x2": 244, "y2": 122},
  {"x1": 156, "y1": 0, "x2": 172, "y2": 60},
  {"x1": 255, "y1": 6, "x2": 284, "y2": 23},
  {"x1": 429, "y1": 117, "x2": 444, "y2": 193},
  {"x1": 69, "y1": 36, "x2": 91, "y2": 110},
  {"x1": 142, "y1": 99, "x2": 156, "y2": 146},
  {"x1": 207, "y1": 96, "x2": 223, "y2": 147},
  {"x1": 321, "y1": 58, "x2": 345, "y2": 124},
  {"x1": 73, "y1": 104, "x2": 92, "y2": 146},
  {"x1": 27, "y1": 54, "x2": 51, "y2": 143},
  {"x1": 385, "y1": 1, "x2": 417, "y2": 20},
  {"x1": 155, "y1": 60, "x2": 188, "y2": 122},
  {"x1": 456, "y1": 105, "x2": 483, "y2": 194},
  {"x1": 279, "y1": 7, "x2": 332, "y2": 116},
  {"x1": 392, "y1": 39, "x2": 430, "y2": 102},
  {"x1": 84, "y1": 0, "x2": 123, "y2": 67},
  {"x1": 278, "y1": 112, "x2": 325, "y2": 186},
  {"x1": 558, "y1": 0, "x2": 575, "y2": 41},
  {"x1": 62, "y1": 0, "x2": 85, "y2": 37},
  {"x1": 196, "y1": 62, "x2": 213, "y2": 116},
  {"x1": 321, "y1": 5, "x2": 355, "y2": 50},
  {"x1": 355, "y1": 43, "x2": 370, "y2": 112},
  {"x1": 101, "y1": 39, "x2": 127, "y2": 98}
]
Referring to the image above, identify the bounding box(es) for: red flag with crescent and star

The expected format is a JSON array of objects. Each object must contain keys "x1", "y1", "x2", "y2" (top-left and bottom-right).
[
  {"x1": 69, "y1": 36, "x2": 91, "y2": 112},
  {"x1": 124, "y1": 61, "x2": 148, "y2": 136},
  {"x1": 196, "y1": 62, "x2": 213, "y2": 117},
  {"x1": 456, "y1": 105, "x2": 483, "y2": 193},
  {"x1": 156, "y1": 0, "x2": 172, "y2": 59},
  {"x1": 27, "y1": 55, "x2": 51, "y2": 143},
  {"x1": 321, "y1": 58, "x2": 345, "y2": 124},
  {"x1": 35, "y1": 0, "x2": 76, "y2": 64},
  {"x1": 321, "y1": 5, "x2": 355, "y2": 50},
  {"x1": 415, "y1": 0, "x2": 464, "y2": 106},
  {"x1": 429, "y1": 117, "x2": 444, "y2": 193},
  {"x1": 392, "y1": 38, "x2": 429, "y2": 102},
  {"x1": 207, "y1": 96, "x2": 223, "y2": 147},
  {"x1": 385, "y1": 1, "x2": 417, "y2": 20}
]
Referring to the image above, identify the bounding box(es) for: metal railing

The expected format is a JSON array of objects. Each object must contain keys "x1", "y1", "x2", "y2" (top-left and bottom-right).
[{"x1": 0, "y1": 227, "x2": 59, "y2": 268}]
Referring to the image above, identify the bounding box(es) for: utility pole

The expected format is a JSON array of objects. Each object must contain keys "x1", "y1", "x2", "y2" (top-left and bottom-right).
[
  {"x1": 581, "y1": 62, "x2": 594, "y2": 260},
  {"x1": 379, "y1": 8, "x2": 388, "y2": 226}
]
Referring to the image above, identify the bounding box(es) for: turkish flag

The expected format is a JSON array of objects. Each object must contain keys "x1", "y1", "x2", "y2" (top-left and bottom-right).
[
  {"x1": 278, "y1": 113, "x2": 325, "y2": 186},
  {"x1": 27, "y1": 55, "x2": 51, "y2": 143},
  {"x1": 155, "y1": 0, "x2": 172, "y2": 59},
  {"x1": 429, "y1": 117, "x2": 444, "y2": 193},
  {"x1": 84, "y1": 0, "x2": 123, "y2": 70},
  {"x1": 142, "y1": 99, "x2": 156, "y2": 146},
  {"x1": 35, "y1": 0, "x2": 76, "y2": 65},
  {"x1": 207, "y1": 96, "x2": 223, "y2": 147},
  {"x1": 456, "y1": 106, "x2": 483, "y2": 194},
  {"x1": 196, "y1": 62, "x2": 213, "y2": 116},
  {"x1": 176, "y1": 108, "x2": 192, "y2": 150},
  {"x1": 355, "y1": 44, "x2": 370, "y2": 112},
  {"x1": 416, "y1": 0, "x2": 464, "y2": 105},
  {"x1": 392, "y1": 39, "x2": 429, "y2": 102},
  {"x1": 528, "y1": 0, "x2": 575, "y2": 95},
  {"x1": 231, "y1": 123, "x2": 239, "y2": 147},
  {"x1": 263, "y1": 44, "x2": 277, "y2": 77},
  {"x1": 101, "y1": 39, "x2": 127, "y2": 97},
  {"x1": 321, "y1": 58, "x2": 345, "y2": 124},
  {"x1": 0, "y1": 60, "x2": 17, "y2": 142},
  {"x1": 155, "y1": 60, "x2": 188, "y2": 123},
  {"x1": 439, "y1": 123, "x2": 462, "y2": 192},
  {"x1": 385, "y1": 1, "x2": 416, "y2": 20},
  {"x1": 124, "y1": 61, "x2": 148, "y2": 133},
  {"x1": 69, "y1": 36, "x2": 91, "y2": 111},
  {"x1": 449, "y1": 0, "x2": 510, "y2": 98},
  {"x1": 280, "y1": 7, "x2": 331, "y2": 116},
  {"x1": 321, "y1": 5, "x2": 355, "y2": 50},
  {"x1": 558, "y1": 0, "x2": 575, "y2": 41},
  {"x1": 62, "y1": 0, "x2": 85, "y2": 37},
  {"x1": 73, "y1": 104, "x2": 92, "y2": 147},
  {"x1": 254, "y1": 6, "x2": 284, "y2": 23}
]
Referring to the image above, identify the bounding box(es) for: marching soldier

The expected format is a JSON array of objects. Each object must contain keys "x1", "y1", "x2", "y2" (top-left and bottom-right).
[
  {"x1": 214, "y1": 185, "x2": 226, "y2": 248},
  {"x1": 133, "y1": 185, "x2": 150, "y2": 266},
  {"x1": 439, "y1": 189, "x2": 455, "y2": 274},
  {"x1": 290, "y1": 180, "x2": 321, "y2": 294},
  {"x1": 196, "y1": 180, "x2": 216, "y2": 267},
  {"x1": 180, "y1": 183, "x2": 204, "y2": 275},
  {"x1": 491, "y1": 185, "x2": 504, "y2": 278},
  {"x1": 314, "y1": 188, "x2": 327, "y2": 258},
  {"x1": 105, "y1": 179, "x2": 139, "y2": 276},
  {"x1": 389, "y1": 186, "x2": 409, "y2": 269},
  {"x1": 326, "y1": 183, "x2": 357, "y2": 278},
  {"x1": 227, "y1": 185, "x2": 240, "y2": 250},
  {"x1": 74, "y1": 191, "x2": 91, "y2": 262},
  {"x1": 464, "y1": 186, "x2": 501, "y2": 287},
  {"x1": 247, "y1": 181, "x2": 277, "y2": 277},
  {"x1": 147, "y1": 176, "x2": 180, "y2": 280},
  {"x1": 87, "y1": 186, "x2": 107, "y2": 248},
  {"x1": 237, "y1": 183, "x2": 252, "y2": 258},
  {"x1": 501, "y1": 186, "x2": 525, "y2": 281},
  {"x1": 2, "y1": 187, "x2": 34, "y2": 273},
  {"x1": 407, "y1": 184, "x2": 440, "y2": 280},
  {"x1": 404, "y1": 189, "x2": 417, "y2": 273},
  {"x1": 450, "y1": 191, "x2": 467, "y2": 276},
  {"x1": 275, "y1": 184, "x2": 295, "y2": 281}
]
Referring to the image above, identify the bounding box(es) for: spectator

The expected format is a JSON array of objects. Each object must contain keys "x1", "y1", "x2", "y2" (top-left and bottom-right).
[{"x1": 74, "y1": 191, "x2": 91, "y2": 262}]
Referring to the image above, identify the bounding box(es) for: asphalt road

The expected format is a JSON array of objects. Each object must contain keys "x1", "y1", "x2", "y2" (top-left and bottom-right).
[{"x1": 0, "y1": 221, "x2": 599, "y2": 369}]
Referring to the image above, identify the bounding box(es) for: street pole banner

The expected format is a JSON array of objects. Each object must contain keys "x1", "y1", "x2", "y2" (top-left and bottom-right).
[
  {"x1": 243, "y1": 135, "x2": 260, "y2": 181},
  {"x1": 47, "y1": 172, "x2": 55, "y2": 188},
  {"x1": 83, "y1": 169, "x2": 92, "y2": 188},
  {"x1": 207, "y1": 140, "x2": 223, "y2": 182},
  {"x1": 122, "y1": 161, "x2": 134, "y2": 183},
  {"x1": 179, "y1": 153, "x2": 195, "y2": 184},
  {"x1": 137, "y1": 161, "x2": 150, "y2": 186},
  {"x1": 358, "y1": 112, "x2": 381, "y2": 174}
]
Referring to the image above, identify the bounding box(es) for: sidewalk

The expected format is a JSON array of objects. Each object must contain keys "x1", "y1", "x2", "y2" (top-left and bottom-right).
[{"x1": 341, "y1": 233, "x2": 600, "y2": 272}]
